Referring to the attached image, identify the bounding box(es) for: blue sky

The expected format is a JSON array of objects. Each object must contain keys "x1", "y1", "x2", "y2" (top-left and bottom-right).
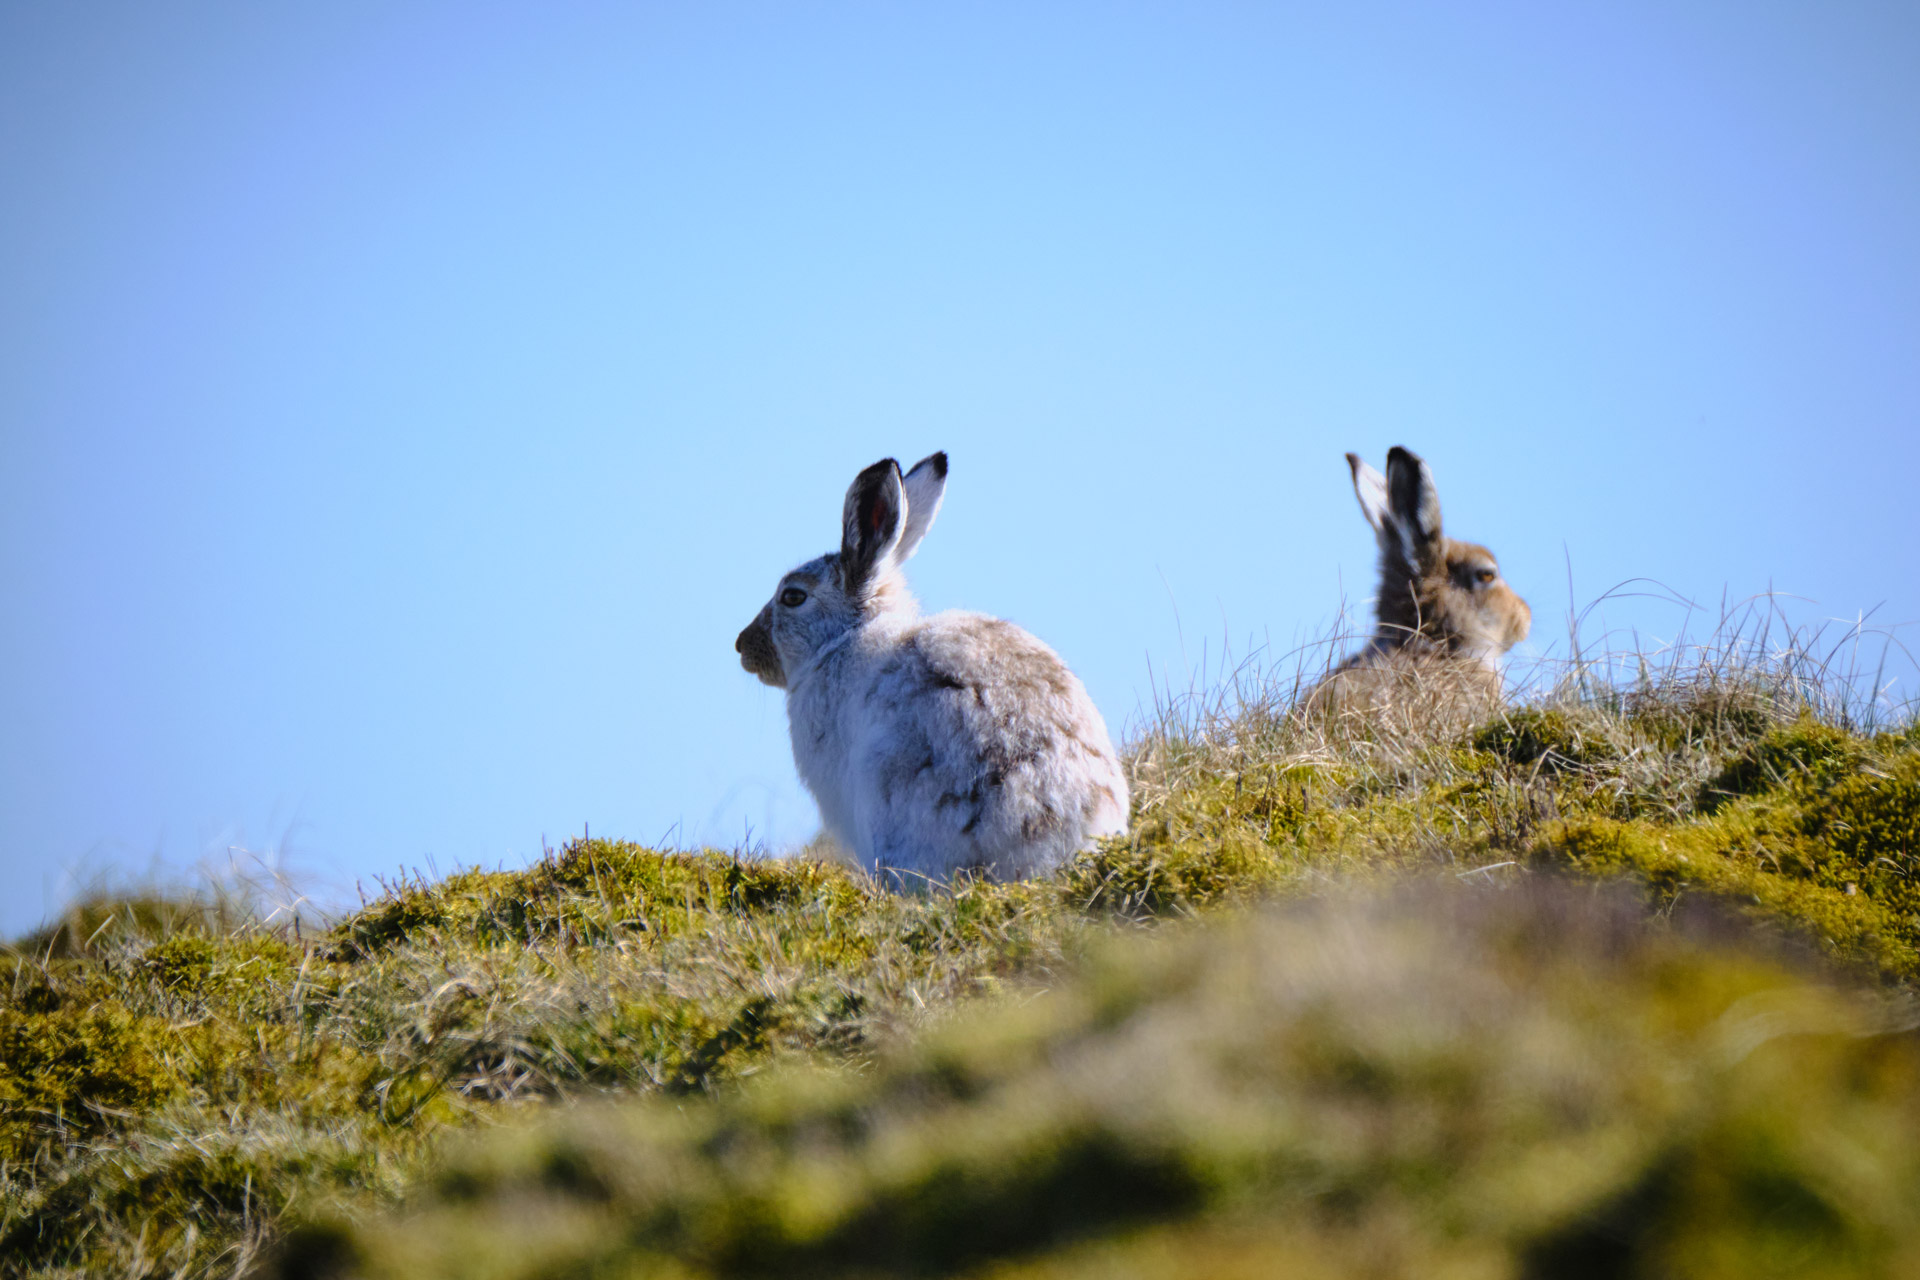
[{"x1": 3, "y1": 2, "x2": 1915, "y2": 937}]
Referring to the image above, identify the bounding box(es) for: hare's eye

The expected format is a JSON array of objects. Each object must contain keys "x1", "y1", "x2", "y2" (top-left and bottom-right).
[
  {"x1": 1475, "y1": 569, "x2": 1497, "y2": 585},
  {"x1": 779, "y1": 587, "x2": 808, "y2": 608}
]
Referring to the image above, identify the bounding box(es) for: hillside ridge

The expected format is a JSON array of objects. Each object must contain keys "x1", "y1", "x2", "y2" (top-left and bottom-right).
[{"x1": 4, "y1": 657, "x2": 1917, "y2": 1277}]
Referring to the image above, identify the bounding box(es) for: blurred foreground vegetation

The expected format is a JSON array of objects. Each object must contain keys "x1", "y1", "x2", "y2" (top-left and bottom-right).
[{"x1": 4, "y1": 633, "x2": 1917, "y2": 1278}]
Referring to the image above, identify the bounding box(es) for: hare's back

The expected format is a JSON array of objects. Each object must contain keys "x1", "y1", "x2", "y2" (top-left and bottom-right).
[
  {"x1": 1310, "y1": 648, "x2": 1502, "y2": 739},
  {"x1": 912, "y1": 611, "x2": 1087, "y2": 709},
  {"x1": 861, "y1": 611, "x2": 1124, "y2": 878}
]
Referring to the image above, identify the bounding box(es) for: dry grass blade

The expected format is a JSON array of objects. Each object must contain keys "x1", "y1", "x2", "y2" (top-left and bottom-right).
[{"x1": 2, "y1": 597, "x2": 1915, "y2": 1277}]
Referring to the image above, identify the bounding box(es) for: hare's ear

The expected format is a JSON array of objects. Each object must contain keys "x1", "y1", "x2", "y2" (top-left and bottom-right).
[
  {"x1": 1385, "y1": 446, "x2": 1443, "y2": 557},
  {"x1": 841, "y1": 458, "x2": 907, "y2": 593},
  {"x1": 893, "y1": 452, "x2": 948, "y2": 564},
  {"x1": 1347, "y1": 453, "x2": 1391, "y2": 536}
]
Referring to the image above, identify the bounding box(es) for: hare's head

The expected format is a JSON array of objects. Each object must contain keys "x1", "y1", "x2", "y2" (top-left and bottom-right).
[
  {"x1": 735, "y1": 452, "x2": 948, "y2": 688},
  {"x1": 1347, "y1": 446, "x2": 1530, "y2": 668}
]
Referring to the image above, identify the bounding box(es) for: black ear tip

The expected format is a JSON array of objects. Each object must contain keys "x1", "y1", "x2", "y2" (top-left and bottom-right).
[
  {"x1": 1386, "y1": 445, "x2": 1423, "y2": 469},
  {"x1": 856, "y1": 457, "x2": 900, "y2": 486},
  {"x1": 929, "y1": 451, "x2": 948, "y2": 479}
]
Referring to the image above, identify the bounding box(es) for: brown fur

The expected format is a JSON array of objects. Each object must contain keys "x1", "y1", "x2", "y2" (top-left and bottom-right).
[
  {"x1": 1364, "y1": 529, "x2": 1531, "y2": 665},
  {"x1": 1315, "y1": 446, "x2": 1530, "y2": 728}
]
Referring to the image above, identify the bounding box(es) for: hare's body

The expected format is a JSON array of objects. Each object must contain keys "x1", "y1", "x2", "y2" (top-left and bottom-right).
[
  {"x1": 786, "y1": 611, "x2": 1127, "y2": 882},
  {"x1": 1316, "y1": 446, "x2": 1529, "y2": 724},
  {"x1": 738, "y1": 453, "x2": 1128, "y2": 885}
]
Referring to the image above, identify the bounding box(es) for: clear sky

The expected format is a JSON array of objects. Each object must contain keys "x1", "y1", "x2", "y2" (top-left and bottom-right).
[{"x1": 3, "y1": 2, "x2": 1915, "y2": 937}]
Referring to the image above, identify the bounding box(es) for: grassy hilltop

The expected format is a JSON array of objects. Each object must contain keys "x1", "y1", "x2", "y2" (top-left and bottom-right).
[{"x1": 3, "y1": 638, "x2": 1918, "y2": 1278}]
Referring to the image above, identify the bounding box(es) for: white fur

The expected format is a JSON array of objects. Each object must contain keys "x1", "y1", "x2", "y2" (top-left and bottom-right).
[
  {"x1": 1348, "y1": 453, "x2": 1391, "y2": 537},
  {"x1": 736, "y1": 453, "x2": 1129, "y2": 886}
]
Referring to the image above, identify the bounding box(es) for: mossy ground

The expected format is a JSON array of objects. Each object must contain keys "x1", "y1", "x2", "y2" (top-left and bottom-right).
[
  {"x1": 3, "y1": 656, "x2": 1917, "y2": 1278},
  {"x1": 282, "y1": 883, "x2": 1920, "y2": 1280}
]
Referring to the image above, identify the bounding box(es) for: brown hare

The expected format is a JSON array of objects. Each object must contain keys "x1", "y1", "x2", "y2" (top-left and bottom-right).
[{"x1": 1314, "y1": 446, "x2": 1530, "y2": 728}]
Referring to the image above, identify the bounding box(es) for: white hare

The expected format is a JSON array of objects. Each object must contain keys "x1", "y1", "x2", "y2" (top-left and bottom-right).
[
  {"x1": 1318, "y1": 446, "x2": 1531, "y2": 717},
  {"x1": 736, "y1": 453, "x2": 1129, "y2": 885}
]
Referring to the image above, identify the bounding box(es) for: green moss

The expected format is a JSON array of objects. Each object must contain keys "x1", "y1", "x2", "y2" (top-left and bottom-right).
[
  {"x1": 6, "y1": 1115, "x2": 426, "y2": 1276},
  {"x1": 274, "y1": 884, "x2": 1920, "y2": 1280},
  {"x1": 1473, "y1": 706, "x2": 1620, "y2": 773},
  {"x1": 3, "y1": 838, "x2": 1110, "y2": 1274},
  {"x1": 1627, "y1": 682, "x2": 1779, "y2": 754},
  {"x1": 1798, "y1": 752, "x2": 1920, "y2": 920},
  {"x1": 1703, "y1": 716, "x2": 1866, "y2": 808},
  {"x1": 1062, "y1": 828, "x2": 1284, "y2": 916},
  {"x1": 13, "y1": 892, "x2": 230, "y2": 960},
  {"x1": 0, "y1": 999, "x2": 181, "y2": 1158},
  {"x1": 3, "y1": 679, "x2": 1915, "y2": 1277},
  {"x1": 1536, "y1": 741, "x2": 1920, "y2": 979},
  {"x1": 137, "y1": 933, "x2": 303, "y2": 1016},
  {"x1": 323, "y1": 847, "x2": 873, "y2": 960},
  {"x1": 1535, "y1": 814, "x2": 1912, "y2": 974}
]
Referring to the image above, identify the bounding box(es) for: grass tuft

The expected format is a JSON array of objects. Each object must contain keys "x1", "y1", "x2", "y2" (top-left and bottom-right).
[
  {"x1": 274, "y1": 882, "x2": 1920, "y2": 1280},
  {"x1": 2, "y1": 606, "x2": 1915, "y2": 1277}
]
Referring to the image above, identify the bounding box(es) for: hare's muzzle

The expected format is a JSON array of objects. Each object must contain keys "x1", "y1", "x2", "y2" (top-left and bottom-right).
[
  {"x1": 1499, "y1": 587, "x2": 1532, "y2": 651},
  {"x1": 736, "y1": 608, "x2": 785, "y2": 687}
]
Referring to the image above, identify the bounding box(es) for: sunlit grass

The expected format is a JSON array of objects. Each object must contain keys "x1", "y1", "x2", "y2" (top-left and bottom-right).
[{"x1": 2, "y1": 604, "x2": 1915, "y2": 1278}]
